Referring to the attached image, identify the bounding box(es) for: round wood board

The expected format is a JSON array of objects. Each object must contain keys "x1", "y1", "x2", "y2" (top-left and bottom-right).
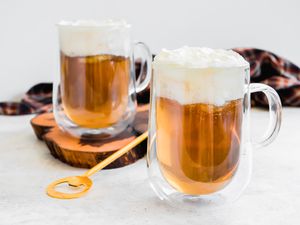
[{"x1": 30, "y1": 104, "x2": 149, "y2": 169}]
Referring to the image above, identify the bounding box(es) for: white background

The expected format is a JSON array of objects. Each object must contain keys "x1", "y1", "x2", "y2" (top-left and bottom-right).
[{"x1": 0, "y1": 0, "x2": 299, "y2": 101}]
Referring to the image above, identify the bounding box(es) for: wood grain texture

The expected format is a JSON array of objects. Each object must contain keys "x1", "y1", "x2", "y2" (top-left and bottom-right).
[
  {"x1": 30, "y1": 113, "x2": 56, "y2": 140},
  {"x1": 30, "y1": 104, "x2": 149, "y2": 169}
]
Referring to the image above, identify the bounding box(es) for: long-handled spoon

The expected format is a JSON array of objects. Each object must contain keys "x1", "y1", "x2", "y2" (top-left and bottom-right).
[{"x1": 47, "y1": 131, "x2": 148, "y2": 199}]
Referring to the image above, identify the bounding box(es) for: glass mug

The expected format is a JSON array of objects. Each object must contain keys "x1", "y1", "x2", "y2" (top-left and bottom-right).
[
  {"x1": 53, "y1": 20, "x2": 151, "y2": 138},
  {"x1": 147, "y1": 47, "x2": 282, "y2": 207}
]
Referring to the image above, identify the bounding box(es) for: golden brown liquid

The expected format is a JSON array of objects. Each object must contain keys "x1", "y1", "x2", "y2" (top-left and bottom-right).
[
  {"x1": 156, "y1": 97, "x2": 243, "y2": 195},
  {"x1": 61, "y1": 53, "x2": 130, "y2": 128}
]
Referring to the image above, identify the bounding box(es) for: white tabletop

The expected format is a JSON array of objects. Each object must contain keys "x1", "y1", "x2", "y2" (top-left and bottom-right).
[{"x1": 0, "y1": 108, "x2": 299, "y2": 225}]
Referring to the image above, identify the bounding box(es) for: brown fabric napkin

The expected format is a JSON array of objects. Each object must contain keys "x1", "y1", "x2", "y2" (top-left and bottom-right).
[
  {"x1": 1, "y1": 48, "x2": 299, "y2": 115},
  {"x1": 235, "y1": 48, "x2": 300, "y2": 106}
]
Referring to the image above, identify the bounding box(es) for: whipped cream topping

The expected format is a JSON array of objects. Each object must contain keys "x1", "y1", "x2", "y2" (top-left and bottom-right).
[
  {"x1": 57, "y1": 19, "x2": 131, "y2": 57},
  {"x1": 153, "y1": 47, "x2": 249, "y2": 106},
  {"x1": 153, "y1": 46, "x2": 249, "y2": 68}
]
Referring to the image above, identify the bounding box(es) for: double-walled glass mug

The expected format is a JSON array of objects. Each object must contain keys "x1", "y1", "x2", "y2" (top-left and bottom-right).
[
  {"x1": 53, "y1": 20, "x2": 151, "y2": 138},
  {"x1": 147, "y1": 47, "x2": 282, "y2": 207}
]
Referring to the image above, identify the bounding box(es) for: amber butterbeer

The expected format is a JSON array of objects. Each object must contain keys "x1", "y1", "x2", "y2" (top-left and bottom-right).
[
  {"x1": 153, "y1": 47, "x2": 248, "y2": 195},
  {"x1": 60, "y1": 53, "x2": 130, "y2": 128},
  {"x1": 55, "y1": 19, "x2": 152, "y2": 138},
  {"x1": 156, "y1": 97, "x2": 243, "y2": 195}
]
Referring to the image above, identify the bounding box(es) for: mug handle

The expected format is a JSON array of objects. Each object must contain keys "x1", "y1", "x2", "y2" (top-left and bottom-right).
[
  {"x1": 133, "y1": 42, "x2": 152, "y2": 93},
  {"x1": 249, "y1": 83, "x2": 282, "y2": 149}
]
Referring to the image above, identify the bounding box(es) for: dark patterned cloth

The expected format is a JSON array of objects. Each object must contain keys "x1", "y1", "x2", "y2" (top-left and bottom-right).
[
  {"x1": 234, "y1": 48, "x2": 300, "y2": 106},
  {"x1": 0, "y1": 48, "x2": 299, "y2": 115},
  {"x1": 0, "y1": 83, "x2": 53, "y2": 115}
]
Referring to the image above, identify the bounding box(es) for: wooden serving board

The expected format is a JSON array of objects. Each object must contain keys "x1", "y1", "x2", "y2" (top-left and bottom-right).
[{"x1": 31, "y1": 104, "x2": 149, "y2": 169}]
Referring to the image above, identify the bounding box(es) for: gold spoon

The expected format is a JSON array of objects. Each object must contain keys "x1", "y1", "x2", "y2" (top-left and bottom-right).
[{"x1": 47, "y1": 131, "x2": 148, "y2": 199}]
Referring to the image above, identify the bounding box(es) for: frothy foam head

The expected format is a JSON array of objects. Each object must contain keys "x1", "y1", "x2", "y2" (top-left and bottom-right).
[
  {"x1": 57, "y1": 19, "x2": 131, "y2": 57},
  {"x1": 153, "y1": 47, "x2": 249, "y2": 106}
]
